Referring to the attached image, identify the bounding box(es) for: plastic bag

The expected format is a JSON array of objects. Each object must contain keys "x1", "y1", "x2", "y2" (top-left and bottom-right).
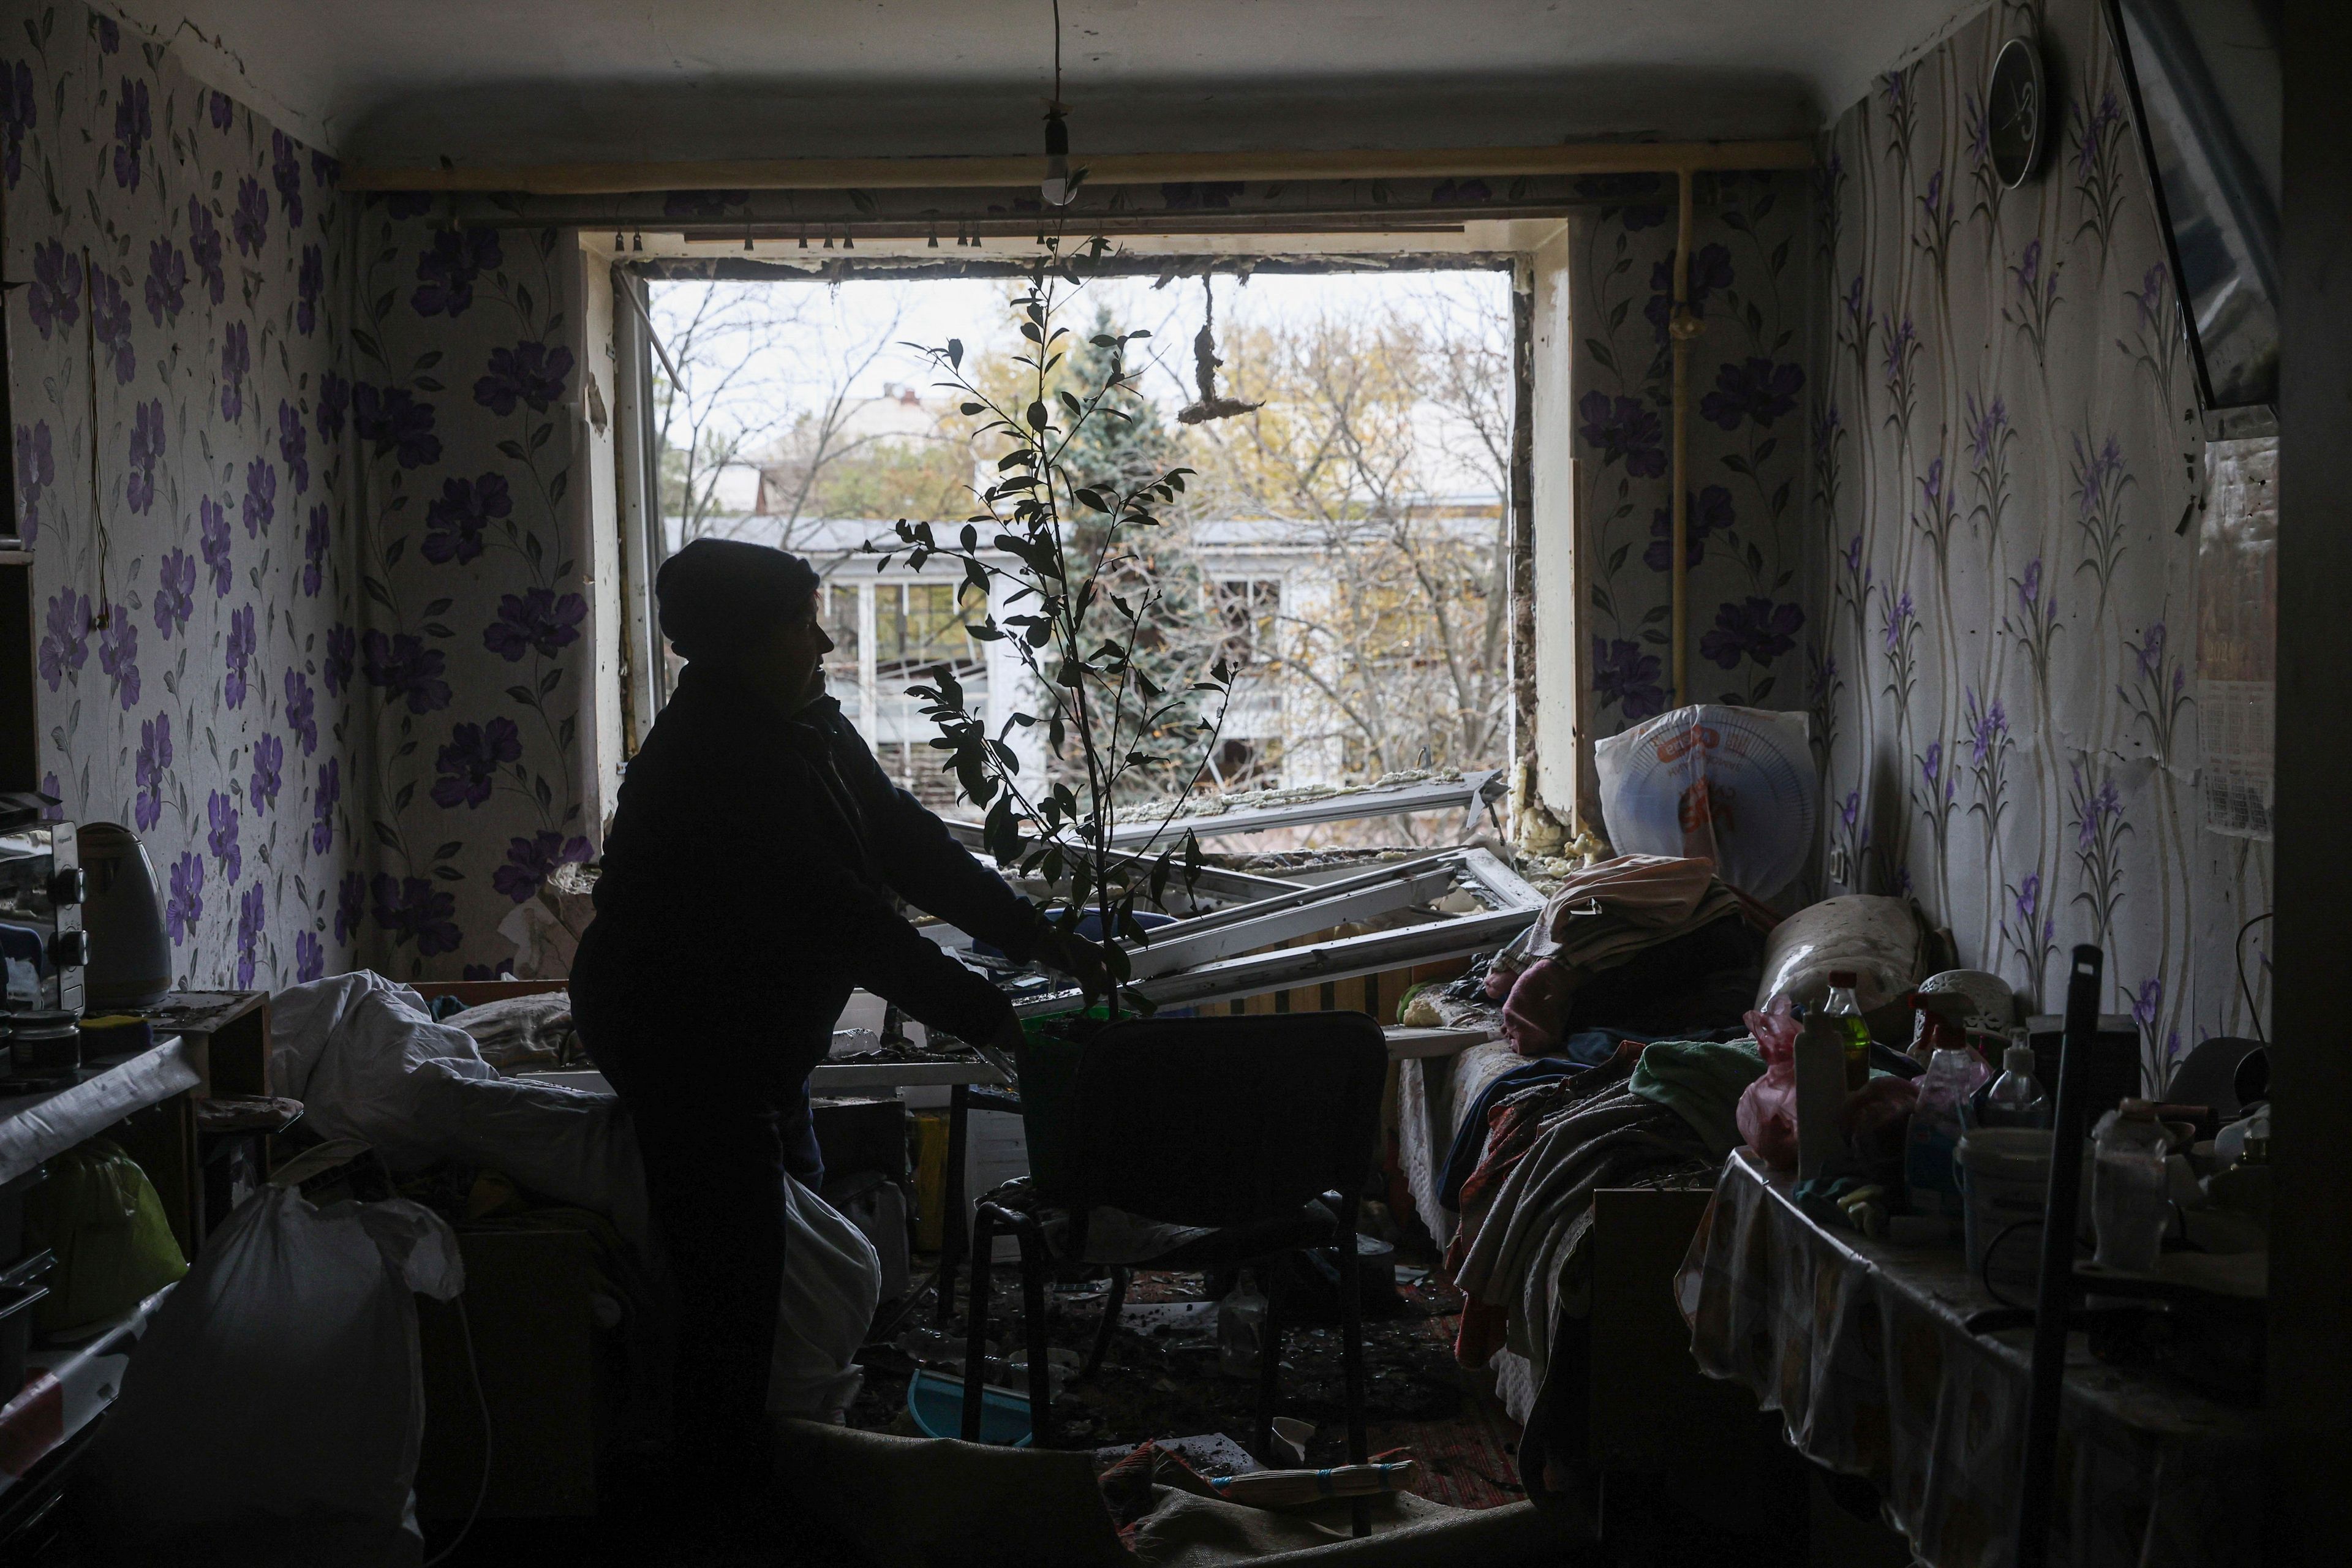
[
  {"x1": 1594, "y1": 704, "x2": 1818, "y2": 899},
  {"x1": 1499, "y1": 957, "x2": 1573, "y2": 1057},
  {"x1": 82, "y1": 1183, "x2": 462, "y2": 1565},
  {"x1": 1843, "y1": 1076, "x2": 1921, "y2": 1191},
  {"x1": 1734, "y1": 996, "x2": 1803, "y2": 1169},
  {"x1": 271, "y1": 971, "x2": 649, "y2": 1252},
  {"x1": 1753, "y1": 895, "x2": 1924, "y2": 1014},
  {"x1": 774, "y1": 1172, "x2": 881, "y2": 1420},
  {"x1": 24, "y1": 1136, "x2": 187, "y2": 1336}
]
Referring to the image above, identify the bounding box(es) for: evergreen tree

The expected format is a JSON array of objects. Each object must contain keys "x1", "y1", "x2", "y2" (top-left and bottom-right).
[{"x1": 1057, "y1": 309, "x2": 1224, "y2": 805}]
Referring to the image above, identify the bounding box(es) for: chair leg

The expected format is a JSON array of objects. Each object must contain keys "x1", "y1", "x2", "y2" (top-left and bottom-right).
[
  {"x1": 935, "y1": 1084, "x2": 971, "y2": 1330},
  {"x1": 961, "y1": 1205, "x2": 997, "y2": 1442},
  {"x1": 1337, "y1": 1227, "x2": 1369, "y2": 1538},
  {"x1": 1084, "y1": 1266, "x2": 1128, "y2": 1378},
  {"x1": 1255, "y1": 1276, "x2": 1284, "y2": 1464},
  {"x1": 1019, "y1": 1225, "x2": 1052, "y2": 1447}
]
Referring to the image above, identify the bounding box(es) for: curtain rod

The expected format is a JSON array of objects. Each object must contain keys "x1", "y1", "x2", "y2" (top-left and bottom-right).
[{"x1": 342, "y1": 139, "x2": 1813, "y2": 194}]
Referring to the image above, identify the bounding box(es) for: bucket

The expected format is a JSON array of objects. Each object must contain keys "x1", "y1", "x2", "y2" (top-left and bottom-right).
[
  {"x1": 1957, "y1": 1128, "x2": 2053, "y2": 1289},
  {"x1": 905, "y1": 1368, "x2": 1033, "y2": 1447}
]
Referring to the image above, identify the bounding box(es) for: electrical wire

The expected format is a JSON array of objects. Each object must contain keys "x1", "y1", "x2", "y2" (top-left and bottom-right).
[
  {"x1": 1981, "y1": 1217, "x2": 2041, "y2": 1311},
  {"x1": 421, "y1": 1295, "x2": 491, "y2": 1568},
  {"x1": 81, "y1": 247, "x2": 111, "y2": 629},
  {"x1": 2234, "y1": 911, "x2": 2272, "y2": 1045}
]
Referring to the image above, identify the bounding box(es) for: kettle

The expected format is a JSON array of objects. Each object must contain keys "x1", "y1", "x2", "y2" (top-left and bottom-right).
[{"x1": 77, "y1": 824, "x2": 172, "y2": 1008}]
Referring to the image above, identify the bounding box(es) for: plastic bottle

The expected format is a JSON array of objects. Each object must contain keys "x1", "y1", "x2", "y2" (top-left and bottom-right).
[
  {"x1": 1905, "y1": 1046, "x2": 1989, "y2": 1218},
  {"x1": 1793, "y1": 1008, "x2": 1849, "y2": 1182},
  {"x1": 1217, "y1": 1268, "x2": 1268, "y2": 1378},
  {"x1": 2091, "y1": 1099, "x2": 2171, "y2": 1273},
  {"x1": 1977, "y1": 1035, "x2": 2049, "y2": 1129},
  {"x1": 1822, "y1": 971, "x2": 1872, "y2": 1090}
]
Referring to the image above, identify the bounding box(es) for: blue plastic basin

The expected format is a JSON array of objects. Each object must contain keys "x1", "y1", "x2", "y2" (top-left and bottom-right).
[{"x1": 905, "y1": 1368, "x2": 1033, "y2": 1447}]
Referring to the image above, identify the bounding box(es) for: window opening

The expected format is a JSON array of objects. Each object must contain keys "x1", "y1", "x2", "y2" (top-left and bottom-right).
[{"x1": 629, "y1": 258, "x2": 1520, "y2": 845}]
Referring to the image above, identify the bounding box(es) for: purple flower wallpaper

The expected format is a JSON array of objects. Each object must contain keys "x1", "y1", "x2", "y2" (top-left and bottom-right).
[
  {"x1": 1809, "y1": 0, "x2": 2269, "y2": 1076},
  {"x1": 6, "y1": 0, "x2": 592, "y2": 986},
  {"x1": 0, "y1": 1, "x2": 355, "y2": 990},
  {"x1": 349, "y1": 198, "x2": 586, "y2": 981},
  {"x1": 1572, "y1": 170, "x2": 1810, "y2": 728}
]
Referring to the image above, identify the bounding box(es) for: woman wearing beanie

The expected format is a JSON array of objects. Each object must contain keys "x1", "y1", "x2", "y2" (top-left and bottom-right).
[{"x1": 571, "y1": 537, "x2": 1084, "y2": 1525}]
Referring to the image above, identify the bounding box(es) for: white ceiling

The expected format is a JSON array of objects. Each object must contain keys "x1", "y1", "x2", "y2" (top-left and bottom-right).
[{"x1": 108, "y1": 0, "x2": 1981, "y2": 165}]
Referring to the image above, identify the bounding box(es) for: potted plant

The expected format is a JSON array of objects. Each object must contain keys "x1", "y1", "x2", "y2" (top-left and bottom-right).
[{"x1": 875, "y1": 236, "x2": 1236, "y2": 1027}]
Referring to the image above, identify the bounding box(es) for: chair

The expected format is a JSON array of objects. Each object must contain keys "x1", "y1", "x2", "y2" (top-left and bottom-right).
[{"x1": 957, "y1": 1013, "x2": 1387, "y2": 1493}]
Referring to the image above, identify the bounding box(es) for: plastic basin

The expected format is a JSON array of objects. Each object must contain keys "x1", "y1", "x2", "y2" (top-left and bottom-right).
[{"x1": 905, "y1": 1368, "x2": 1033, "y2": 1447}]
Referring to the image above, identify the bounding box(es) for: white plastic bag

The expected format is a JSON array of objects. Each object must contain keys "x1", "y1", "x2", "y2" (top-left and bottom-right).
[
  {"x1": 271, "y1": 972, "x2": 650, "y2": 1252},
  {"x1": 774, "y1": 1174, "x2": 881, "y2": 1421},
  {"x1": 1594, "y1": 704, "x2": 1817, "y2": 900},
  {"x1": 83, "y1": 1185, "x2": 464, "y2": 1566},
  {"x1": 269, "y1": 973, "x2": 882, "y2": 1423}
]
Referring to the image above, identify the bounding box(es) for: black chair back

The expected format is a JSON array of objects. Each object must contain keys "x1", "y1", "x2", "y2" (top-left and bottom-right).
[{"x1": 1068, "y1": 1012, "x2": 1388, "y2": 1227}]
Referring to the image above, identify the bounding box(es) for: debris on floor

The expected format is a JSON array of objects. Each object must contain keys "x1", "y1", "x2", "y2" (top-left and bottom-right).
[{"x1": 849, "y1": 1262, "x2": 1526, "y2": 1510}]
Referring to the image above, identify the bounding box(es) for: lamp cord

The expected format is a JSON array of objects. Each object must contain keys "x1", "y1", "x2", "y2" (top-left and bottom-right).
[
  {"x1": 1052, "y1": 0, "x2": 1061, "y2": 103},
  {"x1": 2234, "y1": 910, "x2": 2272, "y2": 1046}
]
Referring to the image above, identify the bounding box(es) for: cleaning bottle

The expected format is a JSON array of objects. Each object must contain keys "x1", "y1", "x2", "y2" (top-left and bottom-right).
[
  {"x1": 1822, "y1": 971, "x2": 1872, "y2": 1090},
  {"x1": 1905, "y1": 1046, "x2": 1989, "y2": 1219},
  {"x1": 1975, "y1": 1031, "x2": 2049, "y2": 1129},
  {"x1": 1217, "y1": 1268, "x2": 1268, "y2": 1378}
]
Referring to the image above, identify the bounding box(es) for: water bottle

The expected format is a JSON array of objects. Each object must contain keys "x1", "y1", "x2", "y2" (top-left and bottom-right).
[
  {"x1": 1822, "y1": 970, "x2": 1872, "y2": 1090},
  {"x1": 1217, "y1": 1268, "x2": 1268, "y2": 1378},
  {"x1": 2091, "y1": 1100, "x2": 2171, "y2": 1273},
  {"x1": 1977, "y1": 1033, "x2": 2049, "y2": 1129}
]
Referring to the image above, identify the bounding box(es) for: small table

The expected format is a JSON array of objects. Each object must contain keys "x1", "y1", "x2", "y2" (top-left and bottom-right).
[{"x1": 1677, "y1": 1150, "x2": 2260, "y2": 1568}]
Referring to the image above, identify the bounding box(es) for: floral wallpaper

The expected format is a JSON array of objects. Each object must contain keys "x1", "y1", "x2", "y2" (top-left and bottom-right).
[
  {"x1": 346, "y1": 200, "x2": 588, "y2": 981},
  {"x1": 2, "y1": 0, "x2": 591, "y2": 987},
  {"x1": 1807, "y1": 0, "x2": 2270, "y2": 1078},
  {"x1": 4, "y1": 0, "x2": 363, "y2": 990},
  {"x1": 1572, "y1": 170, "x2": 1813, "y2": 733}
]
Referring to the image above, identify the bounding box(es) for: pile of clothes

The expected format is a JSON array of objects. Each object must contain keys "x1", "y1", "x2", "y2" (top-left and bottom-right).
[
  {"x1": 1443, "y1": 1039, "x2": 1760, "y2": 1370},
  {"x1": 1487, "y1": 854, "x2": 1770, "y2": 1052},
  {"x1": 1439, "y1": 1036, "x2": 1763, "y2": 1493}
]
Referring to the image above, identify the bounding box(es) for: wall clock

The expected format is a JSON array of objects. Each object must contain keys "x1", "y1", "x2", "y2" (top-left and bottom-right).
[{"x1": 1989, "y1": 36, "x2": 2046, "y2": 188}]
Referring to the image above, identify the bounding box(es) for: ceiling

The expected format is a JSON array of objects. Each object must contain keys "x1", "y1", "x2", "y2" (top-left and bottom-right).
[{"x1": 110, "y1": 0, "x2": 1980, "y2": 167}]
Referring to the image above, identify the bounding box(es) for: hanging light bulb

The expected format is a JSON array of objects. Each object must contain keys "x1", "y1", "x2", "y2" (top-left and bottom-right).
[
  {"x1": 631, "y1": 231, "x2": 643, "y2": 252},
  {"x1": 842, "y1": 227, "x2": 854, "y2": 250},
  {"x1": 612, "y1": 230, "x2": 624, "y2": 252},
  {"x1": 743, "y1": 227, "x2": 754, "y2": 252},
  {"x1": 799, "y1": 224, "x2": 809, "y2": 249},
  {"x1": 1039, "y1": 1, "x2": 1074, "y2": 206},
  {"x1": 927, "y1": 220, "x2": 940, "y2": 249},
  {"x1": 1042, "y1": 105, "x2": 1072, "y2": 207},
  {"x1": 823, "y1": 228, "x2": 834, "y2": 250}
]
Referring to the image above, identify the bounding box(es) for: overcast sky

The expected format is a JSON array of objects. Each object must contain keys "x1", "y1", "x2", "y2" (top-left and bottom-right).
[{"x1": 647, "y1": 266, "x2": 1515, "y2": 493}]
